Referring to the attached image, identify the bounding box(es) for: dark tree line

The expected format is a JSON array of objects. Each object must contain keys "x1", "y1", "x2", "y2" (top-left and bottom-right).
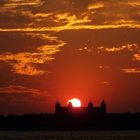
[{"x1": 0, "y1": 112, "x2": 140, "y2": 130}]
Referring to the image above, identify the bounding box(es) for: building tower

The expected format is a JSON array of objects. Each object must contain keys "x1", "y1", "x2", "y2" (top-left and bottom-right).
[
  {"x1": 101, "y1": 100, "x2": 106, "y2": 113},
  {"x1": 67, "y1": 102, "x2": 73, "y2": 108},
  {"x1": 88, "y1": 101, "x2": 93, "y2": 108},
  {"x1": 55, "y1": 101, "x2": 61, "y2": 114}
]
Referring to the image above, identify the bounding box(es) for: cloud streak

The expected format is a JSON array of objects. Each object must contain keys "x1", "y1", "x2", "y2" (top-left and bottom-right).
[
  {"x1": 133, "y1": 51, "x2": 140, "y2": 61},
  {"x1": 121, "y1": 68, "x2": 140, "y2": 74},
  {"x1": 98, "y1": 44, "x2": 139, "y2": 52},
  {"x1": 0, "y1": 85, "x2": 41, "y2": 95},
  {"x1": 0, "y1": 0, "x2": 140, "y2": 32},
  {"x1": 0, "y1": 33, "x2": 66, "y2": 75}
]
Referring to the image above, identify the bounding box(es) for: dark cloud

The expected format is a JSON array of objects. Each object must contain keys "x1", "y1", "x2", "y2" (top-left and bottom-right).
[
  {"x1": 0, "y1": 85, "x2": 53, "y2": 114},
  {"x1": 0, "y1": 0, "x2": 5, "y2": 5},
  {"x1": 40, "y1": 0, "x2": 93, "y2": 13},
  {"x1": 0, "y1": 85, "x2": 46, "y2": 105},
  {"x1": 0, "y1": 0, "x2": 140, "y2": 30}
]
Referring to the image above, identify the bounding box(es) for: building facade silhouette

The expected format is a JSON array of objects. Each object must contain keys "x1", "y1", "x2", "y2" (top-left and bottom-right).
[{"x1": 55, "y1": 100, "x2": 106, "y2": 117}]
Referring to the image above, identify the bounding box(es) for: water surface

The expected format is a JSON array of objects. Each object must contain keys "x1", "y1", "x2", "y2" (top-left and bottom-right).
[{"x1": 0, "y1": 131, "x2": 140, "y2": 140}]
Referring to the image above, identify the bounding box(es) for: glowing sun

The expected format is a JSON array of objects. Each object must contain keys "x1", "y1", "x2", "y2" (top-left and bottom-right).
[{"x1": 67, "y1": 98, "x2": 81, "y2": 107}]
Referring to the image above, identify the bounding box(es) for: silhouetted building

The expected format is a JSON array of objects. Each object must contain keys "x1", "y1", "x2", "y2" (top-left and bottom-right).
[
  {"x1": 55, "y1": 101, "x2": 107, "y2": 117},
  {"x1": 0, "y1": 100, "x2": 140, "y2": 130}
]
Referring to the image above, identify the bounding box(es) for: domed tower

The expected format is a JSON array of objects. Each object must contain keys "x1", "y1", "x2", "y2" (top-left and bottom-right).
[
  {"x1": 55, "y1": 101, "x2": 61, "y2": 114},
  {"x1": 88, "y1": 101, "x2": 93, "y2": 108},
  {"x1": 101, "y1": 100, "x2": 106, "y2": 113},
  {"x1": 67, "y1": 101, "x2": 73, "y2": 108}
]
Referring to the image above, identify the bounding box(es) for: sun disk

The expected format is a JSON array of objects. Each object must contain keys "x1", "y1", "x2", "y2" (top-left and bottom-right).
[{"x1": 67, "y1": 98, "x2": 81, "y2": 107}]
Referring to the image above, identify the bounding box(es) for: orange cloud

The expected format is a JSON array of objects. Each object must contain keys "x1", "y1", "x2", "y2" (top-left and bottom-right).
[
  {"x1": 0, "y1": 0, "x2": 43, "y2": 13},
  {"x1": 121, "y1": 68, "x2": 140, "y2": 74},
  {"x1": 0, "y1": 23, "x2": 140, "y2": 32},
  {"x1": 0, "y1": 34, "x2": 66, "y2": 76},
  {"x1": 0, "y1": 85, "x2": 41, "y2": 95},
  {"x1": 20, "y1": 11, "x2": 52, "y2": 20},
  {"x1": 0, "y1": 0, "x2": 140, "y2": 32},
  {"x1": 54, "y1": 13, "x2": 91, "y2": 27},
  {"x1": 88, "y1": 2, "x2": 104, "y2": 10},
  {"x1": 126, "y1": 1, "x2": 140, "y2": 7},
  {"x1": 133, "y1": 51, "x2": 140, "y2": 61},
  {"x1": 78, "y1": 46, "x2": 93, "y2": 53},
  {"x1": 0, "y1": 85, "x2": 50, "y2": 106},
  {"x1": 98, "y1": 44, "x2": 139, "y2": 52},
  {"x1": 3, "y1": 0, "x2": 42, "y2": 7},
  {"x1": 100, "y1": 81, "x2": 111, "y2": 86}
]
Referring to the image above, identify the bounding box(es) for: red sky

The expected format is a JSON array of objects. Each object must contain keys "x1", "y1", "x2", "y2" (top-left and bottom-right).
[{"x1": 0, "y1": 0, "x2": 140, "y2": 114}]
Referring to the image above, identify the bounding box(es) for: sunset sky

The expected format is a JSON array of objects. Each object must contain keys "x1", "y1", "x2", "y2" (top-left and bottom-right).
[{"x1": 0, "y1": 0, "x2": 140, "y2": 114}]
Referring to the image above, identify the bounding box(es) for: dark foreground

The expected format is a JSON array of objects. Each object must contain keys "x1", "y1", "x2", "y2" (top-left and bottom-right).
[
  {"x1": 0, "y1": 113, "x2": 140, "y2": 130},
  {"x1": 0, "y1": 131, "x2": 140, "y2": 140}
]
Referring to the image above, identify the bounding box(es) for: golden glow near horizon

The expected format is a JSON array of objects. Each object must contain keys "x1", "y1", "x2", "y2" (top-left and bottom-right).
[{"x1": 0, "y1": 0, "x2": 140, "y2": 114}]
